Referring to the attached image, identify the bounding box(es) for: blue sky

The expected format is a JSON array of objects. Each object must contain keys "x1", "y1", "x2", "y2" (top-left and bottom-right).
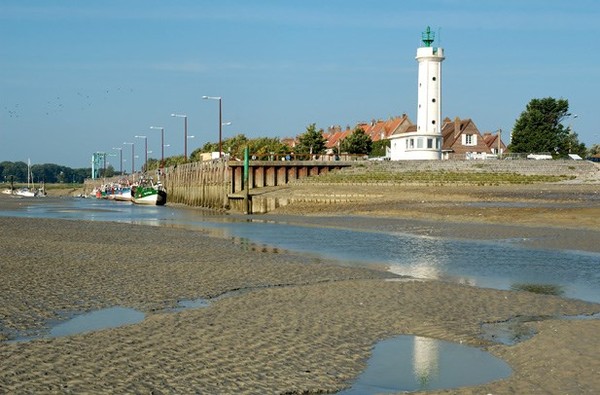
[{"x1": 1, "y1": 0, "x2": 599, "y2": 168}]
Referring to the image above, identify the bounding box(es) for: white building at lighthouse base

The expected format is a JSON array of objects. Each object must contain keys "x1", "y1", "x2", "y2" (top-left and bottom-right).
[{"x1": 389, "y1": 129, "x2": 442, "y2": 160}]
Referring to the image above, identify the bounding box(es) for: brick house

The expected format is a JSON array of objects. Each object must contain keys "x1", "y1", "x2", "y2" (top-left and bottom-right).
[
  {"x1": 482, "y1": 131, "x2": 507, "y2": 156},
  {"x1": 441, "y1": 117, "x2": 501, "y2": 159}
]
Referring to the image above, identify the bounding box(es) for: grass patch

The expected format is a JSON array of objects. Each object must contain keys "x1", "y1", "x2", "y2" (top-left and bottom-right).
[
  {"x1": 510, "y1": 283, "x2": 565, "y2": 296},
  {"x1": 301, "y1": 169, "x2": 573, "y2": 185}
]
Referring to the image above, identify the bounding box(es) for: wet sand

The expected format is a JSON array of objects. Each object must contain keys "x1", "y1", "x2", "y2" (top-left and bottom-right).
[{"x1": 1, "y1": 186, "x2": 600, "y2": 394}]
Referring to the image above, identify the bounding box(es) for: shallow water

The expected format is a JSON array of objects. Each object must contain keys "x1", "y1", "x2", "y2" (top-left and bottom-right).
[
  {"x1": 9, "y1": 307, "x2": 145, "y2": 342},
  {"x1": 2, "y1": 197, "x2": 600, "y2": 304},
  {"x1": 338, "y1": 335, "x2": 512, "y2": 394},
  {"x1": 10, "y1": 298, "x2": 212, "y2": 342},
  {"x1": 49, "y1": 306, "x2": 145, "y2": 338}
]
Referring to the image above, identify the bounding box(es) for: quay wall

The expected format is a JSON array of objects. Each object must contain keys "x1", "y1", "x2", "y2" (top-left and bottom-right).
[{"x1": 163, "y1": 161, "x2": 230, "y2": 209}]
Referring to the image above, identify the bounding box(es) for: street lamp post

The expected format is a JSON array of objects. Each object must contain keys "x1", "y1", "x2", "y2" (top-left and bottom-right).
[
  {"x1": 150, "y1": 126, "x2": 165, "y2": 167},
  {"x1": 135, "y1": 135, "x2": 148, "y2": 173},
  {"x1": 123, "y1": 142, "x2": 134, "y2": 175},
  {"x1": 112, "y1": 147, "x2": 123, "y2": 175},
  {"x1": 202, "y1": 96, "x2": 222, "y2": 158},
  {"x1": 171, "y1": 113, "x2": 188, "y2": 161}
]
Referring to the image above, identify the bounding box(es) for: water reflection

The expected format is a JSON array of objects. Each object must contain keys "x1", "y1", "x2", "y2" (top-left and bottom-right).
[
  {"x1": 338, "y1": 335, "x2": 512, "y2": 394},
  {"x1": 413, "y1": 336, "x2": 439, "y2": 388}
]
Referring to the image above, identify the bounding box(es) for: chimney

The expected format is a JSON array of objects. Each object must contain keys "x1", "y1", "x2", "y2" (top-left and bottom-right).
[{"x1": 454, "y1": 117, "x2": 461, "y2": 139}]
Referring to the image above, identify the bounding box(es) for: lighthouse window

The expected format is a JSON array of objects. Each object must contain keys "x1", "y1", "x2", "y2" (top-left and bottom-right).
[
  {"x1": 417, "y1": 138, "x2": 423, "y2": 149},
  {"x1": 427, "y1": 138, "x2": 433, "y2": 149},
  {"x1": 432, "y1": 120, "x2": 436, "y2": 125},
  {"x1": 432, "y1": 98, "x2": 436, "y2": 103},
  {"x1": 432, "y1": 76, "x2": 437, "y2": 81},
  {"x1": 409, "y1": 138, "x2": 415, "y2": 149}
]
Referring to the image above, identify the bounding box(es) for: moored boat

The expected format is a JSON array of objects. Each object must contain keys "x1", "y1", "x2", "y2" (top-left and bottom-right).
[
  {"x1": 113, "y1": 186, "x2": 132, "y2": 202},
  {"x1": 131, "y1": 177, "x2": 166, "y2": 206}
]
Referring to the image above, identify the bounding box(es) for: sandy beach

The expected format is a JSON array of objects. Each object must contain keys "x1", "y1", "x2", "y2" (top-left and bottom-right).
[{"x1": 1, "y1": 183, "x2": 599, "y2": 394}]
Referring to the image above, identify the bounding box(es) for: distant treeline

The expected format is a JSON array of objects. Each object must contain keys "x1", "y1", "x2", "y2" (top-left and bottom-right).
[{"x1": 1, "y1": 161, "x2": 91, "y2": 184}]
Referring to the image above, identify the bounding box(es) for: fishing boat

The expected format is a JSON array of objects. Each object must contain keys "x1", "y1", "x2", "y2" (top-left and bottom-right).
[
  {"x1": 113, "y1": 186, "x2": 132, "y2": 202},
  {"x1": 131, "y1": 177, "x2": 167, "y2": 206}
]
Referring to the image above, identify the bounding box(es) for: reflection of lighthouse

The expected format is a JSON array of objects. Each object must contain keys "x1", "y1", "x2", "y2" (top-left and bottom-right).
[
  {"x1": 390, "y1": 26, "x2": 445, "y2": 160},
  {"x1": 413, "y1": 336, "x2": 440, "y2": 389}
]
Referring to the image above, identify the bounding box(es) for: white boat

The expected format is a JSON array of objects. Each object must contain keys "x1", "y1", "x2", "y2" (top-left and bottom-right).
[
  {"x1": 15, "y1": 188, "x2": 36, "y2": 197},
  {"x1": 113, "y1": 186, "x2": 132, "y2": 202},
  {"x1": 14, "y1": 159, "x2": 39, "y2": 197}
]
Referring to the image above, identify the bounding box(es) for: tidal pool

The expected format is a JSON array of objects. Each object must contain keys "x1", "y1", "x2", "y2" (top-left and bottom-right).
[
  {"x1": 8, "y1": 306, "x2": 145, "y2": 342},
  {"x1": 49, "y1": 306, "x2": 145, "y2": 338},
  {"x1": 338, "y1": 335, "x2": 512, "y2": 394}
]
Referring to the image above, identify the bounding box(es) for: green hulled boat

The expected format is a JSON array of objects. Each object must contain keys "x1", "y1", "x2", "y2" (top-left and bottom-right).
[{"x1": 131, "y1": 177, "x2": 167, "y2": 206}]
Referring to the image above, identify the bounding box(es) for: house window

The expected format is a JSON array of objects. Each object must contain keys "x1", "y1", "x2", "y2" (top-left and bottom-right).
[
  {"x1": 417, "y1": 138, "x2": 423, "y2": 148},
  {"x1": 427, "y1": 138, "x2": 433, "y2": 149},
  {"x1": 462, "y1": 134, "x2": 477, "y2": 146},
  {"x1": 409, "y1": 138, "x2": 415, "y2": 149},
  {"x1": 436, "y1": 138, "x2": 441, "y2": 149},
  {"x1": 406, "y1": 139, "x2": 409, "y2": 149}
]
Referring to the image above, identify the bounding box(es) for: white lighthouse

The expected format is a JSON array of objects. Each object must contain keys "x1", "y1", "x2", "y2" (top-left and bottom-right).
[{"x1": 390, "y1": 27, "x2": 445, "y2": 160}]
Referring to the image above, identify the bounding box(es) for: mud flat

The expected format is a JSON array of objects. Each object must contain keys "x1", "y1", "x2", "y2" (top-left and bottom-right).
[{"x1": 1, "y1": 207, "x2": 599, "y2": 393}]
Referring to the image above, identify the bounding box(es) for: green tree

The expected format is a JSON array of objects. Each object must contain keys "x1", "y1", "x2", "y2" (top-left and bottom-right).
[
  {"x1": 222, "y1": 134, "x2": 250, "y2": 159},
  {"x1": 340, "y1": 128, "x2": 373, "y2": 155},
  {"x1": 247, "y1": 137, "x2": 290, "y2": 158},
  {"x1": 509, "y1": 97, "x2": 582, "y2": 158},
  {"x1": 104, "y1": 164, "x2": 115, "y2": 178},
  {"x1": 588, "y1": 144, "x2": 600, "y2": 157},
  {"x1": 371, "y1": 139, "x2": 390, "y2": 157},
  {"x1": 295, "y1": 123, "x2": 326, "y2": 155}
]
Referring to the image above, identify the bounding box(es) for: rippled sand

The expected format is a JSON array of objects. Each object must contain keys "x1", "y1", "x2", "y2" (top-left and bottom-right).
[{"x1": 1, "y1": 187, "x2": 600, "y2": 393}]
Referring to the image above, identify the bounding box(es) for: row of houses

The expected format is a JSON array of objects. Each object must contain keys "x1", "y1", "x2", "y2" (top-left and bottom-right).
[{"x1": 322, "y1": 115, "x2": 507, "y2": 159}]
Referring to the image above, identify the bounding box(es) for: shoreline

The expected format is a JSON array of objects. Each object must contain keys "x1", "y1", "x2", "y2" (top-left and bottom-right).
[{"x1": 1, "y1": 184, "x2": 600, "y2": 393}]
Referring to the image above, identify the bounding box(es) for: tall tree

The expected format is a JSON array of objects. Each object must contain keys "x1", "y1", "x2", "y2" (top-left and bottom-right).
[
  {"x1": 340, "y1": 128, "x2": 373, "y2": 155},
  {"x1": 509, "y1": 97, "x2": 583, "y2": 158},
  {"x1": 295, "y1": 123, "x2": 327, "y2": 155}
]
